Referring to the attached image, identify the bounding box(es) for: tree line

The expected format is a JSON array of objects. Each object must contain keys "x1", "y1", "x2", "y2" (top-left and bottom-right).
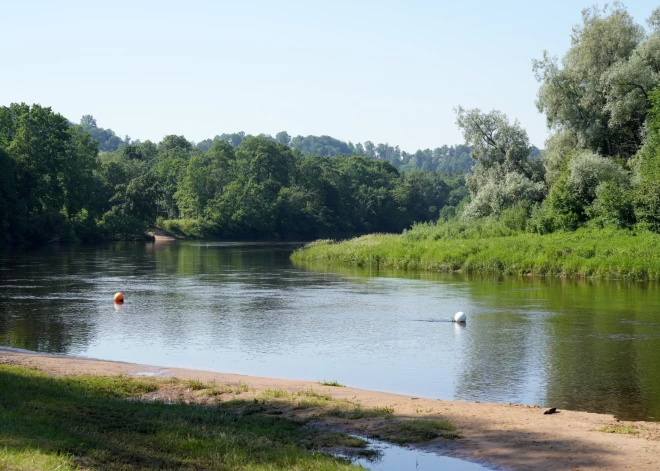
[
  {"x1": 450, "y1": 4, "x2": 660, "y2": 234},
  {"x1": 0, "y1": 107, "x2": 468, "y2": 245},
  {"x1": 80, "y1": 116, "x2": 478, "y2": 174}
]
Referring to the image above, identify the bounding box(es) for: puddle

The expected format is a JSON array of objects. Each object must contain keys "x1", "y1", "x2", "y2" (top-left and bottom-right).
[{"x1": 348, "y1": 437, "x2": 494, "y2": 471}]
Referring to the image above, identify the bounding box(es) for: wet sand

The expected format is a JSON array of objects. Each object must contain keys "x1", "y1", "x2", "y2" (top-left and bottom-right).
[{"x1": 2, "y1": 348, "x2": 659, "y2": 471}]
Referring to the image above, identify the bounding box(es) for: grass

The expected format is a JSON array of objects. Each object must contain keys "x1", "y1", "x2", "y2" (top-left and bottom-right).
[
  {"x1": 0, "y1": 365, "x2": 365, "y2": 470},
  {"x1": 319, "y1": 380, "x2": 346, "y2": 387},
  {"x1": 200, "y1": 380, "x2": 250, "y2": 396},
  {"x1": 291, "y1": 225, "x2": 660, "y2": 280},
  {"x1": 158, "y1": 218, "x2": 205, "y2": 239},
  {"x1": 384, "y1": 419, "x2": 460, "y2": 443},
  {"x1": 598, "y1": 425, "x2": 638, "y2": 435},
  {"x1": 325, "y1": 404, "x2": 395, "y2": 420}
]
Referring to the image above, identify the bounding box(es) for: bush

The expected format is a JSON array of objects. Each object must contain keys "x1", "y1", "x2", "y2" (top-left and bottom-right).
[
  {"x1": 160, "y1": 219, "x2": 206, "y2": 239},
  {"x1": 568, "y1": 151, "x2": 629, "y2": 201},
  {"x1": 633, "y1": 181, "x2": 660, "y2": 232},
  {"x1": 589, "y1": 181, "x2": 635, "y2": 228},
  {"x1": 499, "y1": 202, "x2": 530, "y2": 231}
]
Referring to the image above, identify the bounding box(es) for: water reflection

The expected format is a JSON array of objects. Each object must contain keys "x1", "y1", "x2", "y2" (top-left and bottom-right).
[
  {"x1": 347, "y1": 437, "x2": 492, "y2": 471},
  {"x1": 1, "y1": 242, "x2": 659, "y2": 420}
]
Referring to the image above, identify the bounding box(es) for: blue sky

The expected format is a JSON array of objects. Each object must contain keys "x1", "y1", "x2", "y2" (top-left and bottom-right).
[{"x1": 1, "y1": 1, "x2": 655, "y2": 151}]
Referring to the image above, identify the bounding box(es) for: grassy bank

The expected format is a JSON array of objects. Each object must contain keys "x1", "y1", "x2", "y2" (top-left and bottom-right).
[
  {"x1": 291, "y1": 225, "x2": 660, "y2": 280},
  {"x1": 0, "y1": 365, "x2": 461, "y2": 470},
  {"x1": 0, "y1": 365, "x2": 364, "y2": 470}
]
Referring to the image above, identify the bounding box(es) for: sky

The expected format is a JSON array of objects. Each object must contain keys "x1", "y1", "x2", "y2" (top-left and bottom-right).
[{"x1": 0, "y1": 0, "x2": 656, "y2": 151}]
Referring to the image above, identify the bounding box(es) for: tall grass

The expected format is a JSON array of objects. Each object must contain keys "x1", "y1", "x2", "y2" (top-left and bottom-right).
[{"x1": 291, "y1": 223, "x2": 660, "y2": 280}]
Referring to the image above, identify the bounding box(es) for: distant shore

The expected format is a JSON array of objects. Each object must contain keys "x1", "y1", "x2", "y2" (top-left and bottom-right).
[{"x1": 2, "y1": 348, "x2": 659, "y2": 471}]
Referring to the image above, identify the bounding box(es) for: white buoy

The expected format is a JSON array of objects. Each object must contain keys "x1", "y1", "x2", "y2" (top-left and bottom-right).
[{"x1": 453, "y1": 311, "x2": 467, "y2": 323}]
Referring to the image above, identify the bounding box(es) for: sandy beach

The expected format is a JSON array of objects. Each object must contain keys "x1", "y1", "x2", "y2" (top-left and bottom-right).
[{"x1": 2, "y1": 348, "x2": 659, "y2": 471}]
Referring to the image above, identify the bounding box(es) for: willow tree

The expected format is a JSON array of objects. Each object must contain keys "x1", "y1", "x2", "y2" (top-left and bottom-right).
[
  {"x1": 533, "y1": 4, "x2": 659, "y2": 160},
  {"x1": 456, "y1": 107, "x2": 545, "y2": 218}
]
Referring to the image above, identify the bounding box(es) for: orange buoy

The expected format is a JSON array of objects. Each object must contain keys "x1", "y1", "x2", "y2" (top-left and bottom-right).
[{"x1": 114, "y1": 292, "x2": 125, "y2": 303}]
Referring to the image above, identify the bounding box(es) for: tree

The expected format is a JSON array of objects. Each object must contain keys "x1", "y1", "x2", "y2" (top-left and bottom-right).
[
  {"x1": 0, "y1": 146, "x2": 18, "y2": 240},
  {"x1": 158, "y1": 135, "x2": 193, "y2": 152},
  {"x1": 101, "y1": 174, "x2": 159, "y2": 238},
  {"x1": 79, "y1": 115, "x2": 126, "y2": 152},
  {"x1": 533, "y1": 3, "x2": 657, "y2": 158},
  {"x1": 275, "y1": 131, "x2": 291, "y2": 146},
  {"x1": 456, "y1": 107, "x2": 545, "y2": 218},
  {"x1": 175, "y1": 140, "x2": 235, "y2": 218},
  {"x1": 290, "y1": 135, "x2": 352, "y2": 156}
]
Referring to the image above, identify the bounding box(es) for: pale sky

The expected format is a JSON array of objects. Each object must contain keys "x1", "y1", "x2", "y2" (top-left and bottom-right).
[{"x1": 1, "y1": 1, "x2": 655, "y2": 151}]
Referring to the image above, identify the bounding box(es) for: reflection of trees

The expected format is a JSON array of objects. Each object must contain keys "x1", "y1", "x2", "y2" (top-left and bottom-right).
[
  {"x1": 0, "y1": 246, "x2": 97, "y2": 353},
  {"x1": 453, "y1": 277, "x2": 660, "y2": 420},
  {"x1": 0, "y1": 300, "x2": 94, "y2": 353},
  {"x1": 147, "y1": 242, "x2": 334, "y2": 352},
  {"x1": 540, "y1": 281, "x2": 660, "y2": 421}
]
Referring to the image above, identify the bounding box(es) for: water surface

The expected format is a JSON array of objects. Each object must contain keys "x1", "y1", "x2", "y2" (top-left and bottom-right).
[{"x1": 1, "y1": 241, "x2": 659, "y2": 421}]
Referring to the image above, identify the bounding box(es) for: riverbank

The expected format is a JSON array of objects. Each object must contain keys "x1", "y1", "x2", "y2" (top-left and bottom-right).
[
  {"x1": 2, "y1": 349, "x2": 659, "y2": 470},
  {"x1": 291, "y1": 227, "x2": 660, "y2": 280}
]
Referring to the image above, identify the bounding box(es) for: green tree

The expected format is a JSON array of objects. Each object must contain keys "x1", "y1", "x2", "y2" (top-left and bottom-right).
[
  {"x1": 456, "y1": 107, "x2": 545, "y2": 218},
  {"x1": 275, "y1": 131, "x2": 291, "y2": 146},
  {"x1": 533, "y1": 3, "x2": 657, "y2": 158}
]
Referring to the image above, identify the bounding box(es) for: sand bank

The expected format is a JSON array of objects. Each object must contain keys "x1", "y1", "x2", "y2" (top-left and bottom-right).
[{"x1": 1, "y1": 348, "x2": 658, "y2": 471}]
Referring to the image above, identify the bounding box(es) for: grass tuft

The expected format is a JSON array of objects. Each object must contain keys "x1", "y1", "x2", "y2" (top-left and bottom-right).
[
  {"x1": 184, "y1": 378, "x2": 207, "y2": 390},
  {"x1": 325, "y1": 404, "x2": 394, "y2": 420},
  {"x1": 319, "y1": 380, "x2": 346, "y2": 387},
  {"x1": 382, "y1": 419, "x2": 459, "y2": 443},
  {"x1": 598, "y1": 425, "x2": 638, "y2": 435}
]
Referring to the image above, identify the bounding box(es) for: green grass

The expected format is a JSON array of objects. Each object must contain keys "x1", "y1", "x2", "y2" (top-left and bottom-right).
[
  {"x1": 158, "y1": 219, "x2": 205, "y2": 239},
  {"x1": 0, "y1": 365, "x2": 365, "y2": 470},
  {"x1": 385, "y1": 419, "x2": 459, "y2": 443},
  {"x1": 598, "y1": 425, "x2": 638, "y2": 435},
  {"x1": 319, "y1": 380, "x2": 346, "y2": 387},
  {"x1": 291, "y1": 226, "x2": 660, "y2": 280},
  {"x1": 325, "y1": 405, "x2": 395, "y2": 420},
  {"x1": 184, "y1": 377, "x2": 207, "y2": 390},
  {"x1": 200, "y1": 380, "x2": 250, "y2": 396}
]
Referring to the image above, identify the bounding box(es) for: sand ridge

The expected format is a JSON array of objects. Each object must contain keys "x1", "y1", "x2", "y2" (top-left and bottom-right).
[{"x1": 1, "y1": 348, "x2": 659, "y2": 471}]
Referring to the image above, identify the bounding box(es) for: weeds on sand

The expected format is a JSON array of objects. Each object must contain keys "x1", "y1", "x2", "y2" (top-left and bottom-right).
[
  {"x1": 325, "y1": 404, "x2": 395, "y2": 420},
  {"x1": 372, "y1": 419, "x2": 459, "y2": 443},
  {"x1": 319, "y1": 380, "x2": 346, "y2": 387},
  {"x1": 599, "y1": 425, "x2": 638, "y2": 435}
]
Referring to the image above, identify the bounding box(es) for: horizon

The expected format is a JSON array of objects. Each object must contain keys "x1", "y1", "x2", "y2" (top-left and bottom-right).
[{"x1": 1, "y1": 0, "x2": 656, "y2": 151}]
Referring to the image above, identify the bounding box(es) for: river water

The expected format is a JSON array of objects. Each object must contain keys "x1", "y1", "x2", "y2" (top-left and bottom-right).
[{"x1": 1, "y1": 241, "x2": 659, "y2": 421}]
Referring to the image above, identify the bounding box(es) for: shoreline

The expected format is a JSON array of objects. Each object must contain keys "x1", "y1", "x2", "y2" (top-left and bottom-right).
[{"x1": 2, "y1": 348, "x2": 659, "y2": 470}]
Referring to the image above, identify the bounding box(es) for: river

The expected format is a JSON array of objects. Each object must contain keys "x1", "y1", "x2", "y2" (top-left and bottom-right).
[{"x1": 1, "y1": 241, "x2": 658, "y2": 421}]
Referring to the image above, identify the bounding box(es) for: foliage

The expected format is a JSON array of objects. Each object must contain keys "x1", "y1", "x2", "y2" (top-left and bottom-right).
[
  {"x1": 533, "y1": 3, "x2": 658, "y2": 159},
  {"x1": 291, "y1": 134, "x2": 353, "y2": 156},
  {"x1": 0, "y1": 364, "x2": 361, "y2": 470},
  {"x1": 0, "y1": 104, "x2": 106, "y2": 244},
  {"x1": 0, "y1": 103, "x2": 469, "y2": 246},
  {"x1": 79, "y1": 114, "x2": 132, "y2": 152},
  {"x1": 455, "y1": 107, "x2": 545, "y2": 218}
]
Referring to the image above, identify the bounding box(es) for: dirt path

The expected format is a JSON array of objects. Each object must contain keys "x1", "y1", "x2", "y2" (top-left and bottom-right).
[{"x1": 2, "y1": 348, "x2": 658, "y2": 471}]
